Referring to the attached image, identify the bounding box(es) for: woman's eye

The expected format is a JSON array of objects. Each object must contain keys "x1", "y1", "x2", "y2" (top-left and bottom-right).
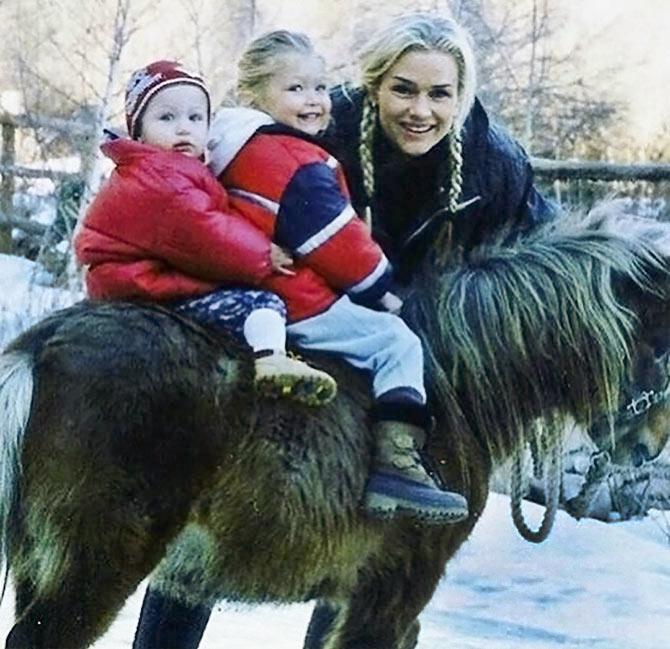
[
  {"x1": 159, "y1": 113, "x2": 174, "y2": 121},
  {"x1": 391, "y1": 84, "x2": 413, "y2": 96},
  {"x1": 430, "y1": 88, "x2": 453, "y2": 100},
  {"x1": 316, "y1": 83, "x2": 327, "y2": 92},
  {"x1": 287, "y1": 84, "x2": 303, "y2": 92},
  {"x1": 190, "y1": 113, "x2": 204, "y2": 121}
]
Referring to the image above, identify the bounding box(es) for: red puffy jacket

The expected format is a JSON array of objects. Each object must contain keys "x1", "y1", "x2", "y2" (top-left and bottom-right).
[
  {"x1": 75, "y1": 139, "x2": 278, "y2": 302},
  {"x1": 208, "y1": 109, "x2": 393, "y2": 309}
]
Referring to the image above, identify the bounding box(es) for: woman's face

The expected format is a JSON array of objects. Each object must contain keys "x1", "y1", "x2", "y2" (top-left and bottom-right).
[{"x1": 375, "y1": 50, "x2": 460, "y2": 157}]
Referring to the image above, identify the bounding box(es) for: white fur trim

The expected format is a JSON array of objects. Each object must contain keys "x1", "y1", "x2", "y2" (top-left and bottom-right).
[{"x1": 207, "y1": 107, "x2": 275, "y2": 177}]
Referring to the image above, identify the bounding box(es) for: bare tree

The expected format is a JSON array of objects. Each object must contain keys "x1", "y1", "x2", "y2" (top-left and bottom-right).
[
  {"x1": 455, "y1": 0, "x2": 622, "y2": 160},
  {"x1": 0, "y1": 0, "x2": 149, "y2": 283},
  {"x1": 65, "y1": 0, "x2": 145, "y2": 289}
]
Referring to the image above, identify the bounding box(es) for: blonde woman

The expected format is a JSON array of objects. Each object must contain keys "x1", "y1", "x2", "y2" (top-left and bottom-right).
[
  {"x1": 324, "y1": 12, "x2": 556, "y2": 283},
  {"x1": 305, "y1": 11, "x2": 557, "y2": 649}
]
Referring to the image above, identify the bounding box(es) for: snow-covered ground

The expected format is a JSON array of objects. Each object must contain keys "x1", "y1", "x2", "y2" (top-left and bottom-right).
[
  {"x1": 0, "y1": 253, "x2": 80, "y2": 348},
  {"x1": 1, "y1": 253, "x2": 669, "y2": 648},
  {"x1": 0, "y1": 494, "x2": 668, "y2": 649}
]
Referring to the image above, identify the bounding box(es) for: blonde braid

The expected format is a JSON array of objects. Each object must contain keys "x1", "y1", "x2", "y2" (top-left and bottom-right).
[
  {"x1": 447, "y1": 127, "x2": 463, "y2": 214},
  {"x1": 358, "y1": 94, "x2": 377, "y2": 228},
  {"x1": 434, "y1": 127, "x2": 464, "y2": 265}
]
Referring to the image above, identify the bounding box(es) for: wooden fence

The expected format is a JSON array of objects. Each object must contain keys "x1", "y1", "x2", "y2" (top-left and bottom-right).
[
  {"x1": 1, "y1": 111, "x2": 669, "y2": 246},
  {"x1": 531, "y1": 157, "x2": 670, "y2": 182},
  {"x1": 0, "y1": 112, "x2": 93, "y2": 246}
]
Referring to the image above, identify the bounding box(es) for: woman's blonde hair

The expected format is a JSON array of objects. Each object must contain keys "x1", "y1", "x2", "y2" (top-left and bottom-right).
[
  {"x1": 236, "y1": 29, "x2": 321, "y2": 107},
  {"x1": 356, "y1": 12, "x2": 477, "y2": 215}
]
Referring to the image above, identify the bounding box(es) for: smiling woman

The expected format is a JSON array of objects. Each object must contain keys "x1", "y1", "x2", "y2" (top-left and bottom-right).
[
  {"x1": 323, "y1": 12, "x2": 556, "y2": 285},
  {"x1": 374, "y1": 50, "x2": 460, "y2": 157}
]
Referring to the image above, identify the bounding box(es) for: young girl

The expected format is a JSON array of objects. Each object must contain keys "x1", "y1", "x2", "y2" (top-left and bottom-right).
[
  {"x1": 207, "y1": 31, "x2": 468, "y2": 523},
  {"x1": 75, "y1": 60, "x2": 336, "y2": 406}
]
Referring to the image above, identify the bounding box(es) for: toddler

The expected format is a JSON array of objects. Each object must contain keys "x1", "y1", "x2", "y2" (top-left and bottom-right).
[
  {"x1": 75, "y1": 60, "x2": 336, "y2": 406},
  {"x1": 207, "y1": 32, "x2": 468, "y2": 522}
]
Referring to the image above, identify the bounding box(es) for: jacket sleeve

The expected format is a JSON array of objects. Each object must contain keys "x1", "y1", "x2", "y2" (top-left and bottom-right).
[
  {"x1": 151, "y1": 175, "x2": 273, "y2": 286},
  {"x1": 274, "y1": 161, "x2": 393, "y2": 305},
  {"x1": 489, "y1": 123, "x2": 560, "y2": 228}
]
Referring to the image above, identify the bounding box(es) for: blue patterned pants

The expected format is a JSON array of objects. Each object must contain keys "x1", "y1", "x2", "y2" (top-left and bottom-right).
[{"x1": 172, "y1": 288, "x2": 286, "y2": 340}]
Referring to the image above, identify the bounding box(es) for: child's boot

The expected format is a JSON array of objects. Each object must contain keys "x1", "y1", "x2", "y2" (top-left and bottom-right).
[
  {"x1": 364, "y1": 420, "x2": 469, "y2": 524},
  {"x1": 254, "y1": 350, "x2": 337, "y2": 406}
]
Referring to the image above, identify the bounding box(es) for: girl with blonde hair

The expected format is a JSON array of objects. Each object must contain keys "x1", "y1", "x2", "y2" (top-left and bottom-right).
[{"x1": 212, "y1": 27, "x2": 468, "y2": 520}]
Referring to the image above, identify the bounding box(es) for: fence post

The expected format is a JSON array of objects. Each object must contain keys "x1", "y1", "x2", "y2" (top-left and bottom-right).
[{"x1": 0, "y1": 114, "x2": 16, "y2": 252}]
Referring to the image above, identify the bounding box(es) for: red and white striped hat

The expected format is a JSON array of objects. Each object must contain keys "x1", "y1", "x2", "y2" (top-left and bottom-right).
[{"x1": 125, "y1": 60, "x2": 210, "y2": 139}]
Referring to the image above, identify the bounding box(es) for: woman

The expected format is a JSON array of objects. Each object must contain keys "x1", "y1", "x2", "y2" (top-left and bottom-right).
[
  {"x1": 323, "y1": 12, "x2": 555, "y2": 285},
  {"x1": 132, "y1": 12, "x2": 557, "y2": 649},
  {"x1": 303, "y1": 13, "x2": 557, "y2": 648}
]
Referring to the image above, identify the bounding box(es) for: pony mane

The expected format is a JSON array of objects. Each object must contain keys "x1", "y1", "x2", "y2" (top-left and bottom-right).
[{"x1": 406, "y1": 207, "x2": 669, "y2": 467}]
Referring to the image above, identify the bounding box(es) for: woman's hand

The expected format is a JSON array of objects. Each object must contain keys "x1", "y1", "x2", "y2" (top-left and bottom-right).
[
  {"x1": 270, "y1": 243, "x2": 296, "y2": 276},
  {"x1": 378, "y1": 291, "x2": 403, "y2": 315}
]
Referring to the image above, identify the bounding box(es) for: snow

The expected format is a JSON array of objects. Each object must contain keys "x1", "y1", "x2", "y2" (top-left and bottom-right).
[
  {"x1": 0, "y1": 494, "x2": 667, "y2": 648},
  {"x1": 1, "y1": 254, "x2": 669, "y2": 648},
  {"x1": 0, "y1": 253, "x2": 79, "y2": 349}
]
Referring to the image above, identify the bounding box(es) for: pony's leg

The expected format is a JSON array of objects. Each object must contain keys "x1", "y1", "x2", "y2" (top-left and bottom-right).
[
  {"x1": 5, "y1": 514, "x2": 168, "y2": 649},
  {"x1": 304, "y1": 603, "x2": 419, "y2": 649},
  {"x1": 304, "y1": 601, "x2": 339, "y2": 649},
  {"x1": 12, "y1": 579, "x2": 35, "y2": 621},
  {"x1": 322, "y1": 547, "x2": 446, "y2": 649},
  {"x1": 132, "y1": 586, "x2": 212, "y2": 649},
  {"x1": 5, "y1": 556, "x2": 150, "y2": 649}
]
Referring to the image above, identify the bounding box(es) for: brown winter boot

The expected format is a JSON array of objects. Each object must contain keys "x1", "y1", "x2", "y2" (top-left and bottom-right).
[
  {"x1": 364, "y1": 420, "x2": 469, "y2": 524},
  {"x1": 254, "y1": 350, "x2": 337, "y2": 406}
]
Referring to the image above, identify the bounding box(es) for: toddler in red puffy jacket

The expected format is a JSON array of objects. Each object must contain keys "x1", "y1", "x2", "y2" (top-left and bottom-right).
[{"x1": 75, "y1": 60, "x2": 336, "y2": 406}]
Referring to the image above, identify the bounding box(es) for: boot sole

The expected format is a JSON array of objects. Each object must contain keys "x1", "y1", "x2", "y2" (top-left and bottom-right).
[
  {"x1": 363, "y1": 472, "x2": 469, "y2": 525},
  {"x1": 256, "y1": 375, "x2": 337, "y2": 407},
  {"x1": 364, "y1": 492, "x2": 469, "y2": 525}
]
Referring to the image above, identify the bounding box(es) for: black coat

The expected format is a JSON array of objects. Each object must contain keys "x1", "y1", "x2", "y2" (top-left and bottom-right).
[{"x1": 324, "y1": 87, "x2": 558, "y2": 281}]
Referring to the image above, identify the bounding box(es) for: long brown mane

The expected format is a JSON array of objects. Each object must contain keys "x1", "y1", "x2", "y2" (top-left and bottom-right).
[{"x1": 410, "y1": 212, "x2": 666, "y2": 470}]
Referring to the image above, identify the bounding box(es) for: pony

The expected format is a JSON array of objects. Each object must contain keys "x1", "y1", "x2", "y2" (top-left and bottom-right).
[{"x1": 1, "y1": 208, "x2": 670, "y2": 649}]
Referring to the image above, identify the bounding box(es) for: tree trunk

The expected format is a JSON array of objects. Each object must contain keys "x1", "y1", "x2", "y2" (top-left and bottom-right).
[{"x1": 0, "y1": 118, "x2": 16, "y2": 252}]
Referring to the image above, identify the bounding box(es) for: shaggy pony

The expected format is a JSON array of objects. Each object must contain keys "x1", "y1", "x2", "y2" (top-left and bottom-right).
[{"x1": 1, "y1": 209, "x2": 670, "y2": 649}]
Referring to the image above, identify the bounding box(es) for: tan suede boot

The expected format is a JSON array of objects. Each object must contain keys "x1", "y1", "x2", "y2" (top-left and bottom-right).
[
  {"x1": 364, "y1": 420, "x2": 469, "y2": 524},
  {"x1": 254, "y1": 351, "x2": 337, "y2": 406}
]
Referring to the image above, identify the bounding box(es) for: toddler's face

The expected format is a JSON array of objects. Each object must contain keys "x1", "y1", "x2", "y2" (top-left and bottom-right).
[
  {"x1": 140, "y1": 85, "x2": 208, "y2": 157},
  {"x1": 258, "y1": 53, "x2": 331, "y2": 136}
]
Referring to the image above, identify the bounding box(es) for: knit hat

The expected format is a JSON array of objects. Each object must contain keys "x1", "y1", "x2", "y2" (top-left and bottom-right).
[{"x1": 125, "y1": 60, "x2": 211, "y2": 139}]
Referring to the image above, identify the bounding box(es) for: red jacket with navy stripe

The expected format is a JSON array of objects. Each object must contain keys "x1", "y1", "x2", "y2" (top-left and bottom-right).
[
  {"x1": 74, "y1": 139, "x2": 277, "y2": 302},
  {"x1": 208, "y1": 107, "x2": 393, "y2": 316}
]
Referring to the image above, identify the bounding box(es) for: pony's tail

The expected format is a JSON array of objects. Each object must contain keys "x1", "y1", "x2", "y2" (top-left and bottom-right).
[{"x1": 0, "y1": 351, "x2": 34, "y2": 603}]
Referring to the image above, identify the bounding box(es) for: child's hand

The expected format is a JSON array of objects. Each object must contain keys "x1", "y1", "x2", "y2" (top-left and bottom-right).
[
  {"x1": 379, "y1": 291, "x2": 403, "y2": 315},
  {"x1": 270, "y1": 243, "x2": 296, "y2": 276}
]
